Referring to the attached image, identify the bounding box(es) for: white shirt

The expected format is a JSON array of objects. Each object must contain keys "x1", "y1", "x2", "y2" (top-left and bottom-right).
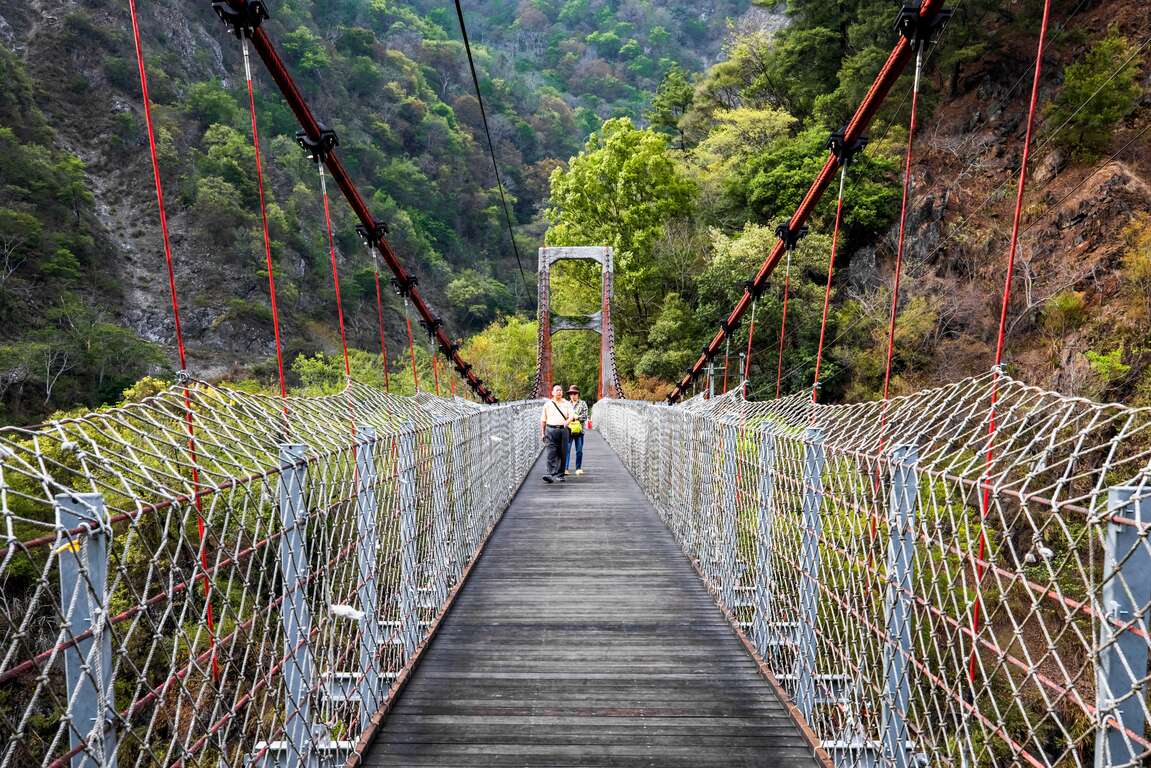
[{"x1": 542, "y1": 398, "x2": 574, "y2": 426}]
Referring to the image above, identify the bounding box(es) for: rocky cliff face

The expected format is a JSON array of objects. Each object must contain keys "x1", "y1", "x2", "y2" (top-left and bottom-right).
[{"x1": 857, "y1": 2, "x2": 1151, "y2": 401}]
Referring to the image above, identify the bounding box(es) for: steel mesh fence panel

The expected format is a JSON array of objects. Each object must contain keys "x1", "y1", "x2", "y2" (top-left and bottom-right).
[
  {"x1": 0, "y1": 381, "x2": 539, "y2": 767},
  {"x1": 595, "y1": 372, "x2": 1151, "y2": 768}
]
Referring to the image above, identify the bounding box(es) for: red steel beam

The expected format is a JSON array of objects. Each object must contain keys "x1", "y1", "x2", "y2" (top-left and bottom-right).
[
  {"x1": 667, "y1": 0, "x2": 946, "y2": 403},
  {"x1": 221, "y1": 5, "x2": 497, "y2": 403}
]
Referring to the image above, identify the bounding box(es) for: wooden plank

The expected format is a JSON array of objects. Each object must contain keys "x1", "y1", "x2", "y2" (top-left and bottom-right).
[{"x1": 362, "y1": 431, "x2": 821, "y2": 768}]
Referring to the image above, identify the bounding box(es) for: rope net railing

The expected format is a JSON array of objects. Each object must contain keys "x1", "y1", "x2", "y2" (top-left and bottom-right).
[
  {"x1": 595, "y1": 375, "x2": 1151, "y2": 768},
  {"x1": 0, "y1": 383, "x2": 540, "y2": 767}
]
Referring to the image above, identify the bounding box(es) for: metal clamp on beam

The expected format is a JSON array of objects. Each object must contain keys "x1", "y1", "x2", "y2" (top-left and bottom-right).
[
  {"x1": 719, "y1": 317, "x2": 739, "y2": 334},
  {"x1": 775, "y1": 223, "x2": 809, "y2": 251},
  {"x1": 894, "y1": 2, "x2": 953, "y2": 51},
  {"x1": 827, "y1": 131, "x2": 869, "y2": 166},
  {"x1": 212, "y1": 0, "x2": 268, "y2": 37},
  {"x1": 355, "y1": 220, "x2": 389, "y2": 243},
  {"x1": 419, "y1": 315, "x2": 443, "y2": 338},
  {"x1": 295, "y1": 125, "x2": 339, "y2": 162},
  {"x1": 391, "y1": 274, "x2": 418, "y2": 298},
  {"x1": 744, "y1": 278, "x2": 765, "y2": 299}
]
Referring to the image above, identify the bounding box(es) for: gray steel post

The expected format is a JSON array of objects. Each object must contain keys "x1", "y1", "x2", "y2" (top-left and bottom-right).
[
  {"x1": 753, "y1": 425, "x2": 777, "y2": 657},
  {"x1": 451, "y1": 423, "x2": 470, "y2": 574},
  {"x1": 794, "y1": 427, "x2": 826, "y2": 722},
  {"x1": 1095, "y1": 486, "x2": 1151, "y2": 768},
  {"x1": 55, "y1": 493, "x2": 118, "y2": 768},
  {"x1": 396, "y1": 426, "x2": 420, "y2": 659},
  {"x1": 881, "y1": 444, "x2": 919, "y2": 768},
  {"x1": 695, "y1": 419, "x2": 716, "y2": 567},
  {"x1": 278, "y1": 443, "x2": 315, "y2": 768},
  {"x1": 719, "y1": 423, "x2": 739, "y2": 607},
  {"x1": 430, "y1": 425, "x2": 450, "y2": 605},
  {"x1": 354, "y1": 428, "x2": 381, "y2": 729}
]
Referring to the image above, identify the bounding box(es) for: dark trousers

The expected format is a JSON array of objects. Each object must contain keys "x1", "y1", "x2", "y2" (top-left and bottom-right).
[
  {"x1": 566, "y1": 432, "x2": 584, "y2": 470},
  {"x1": 545, "y1": 426, "x2": 569, "y2": 478}
]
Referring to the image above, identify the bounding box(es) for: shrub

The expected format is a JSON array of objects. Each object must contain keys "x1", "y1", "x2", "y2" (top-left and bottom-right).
[
  {"x1": 1040, "y1": 290, "x2": 1087, "y2": 334},
  {"x1": 1045, "y1": 31, "x2": 1141, "y2": 160}
]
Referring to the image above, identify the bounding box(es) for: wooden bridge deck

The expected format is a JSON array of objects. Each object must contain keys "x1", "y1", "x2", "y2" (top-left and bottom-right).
[{"x1": 363, "y1": 431, "x2": 822, "y2": 767}]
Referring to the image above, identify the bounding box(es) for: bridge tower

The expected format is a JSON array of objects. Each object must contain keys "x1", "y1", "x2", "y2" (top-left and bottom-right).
[{"x1": 534, "y1": 246, "x2": 623, "y2": 399}]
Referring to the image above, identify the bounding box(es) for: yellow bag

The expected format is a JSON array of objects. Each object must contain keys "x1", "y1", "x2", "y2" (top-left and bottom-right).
[{"x1": 569, "y1": 419, "x2": 583, "y2": 435}]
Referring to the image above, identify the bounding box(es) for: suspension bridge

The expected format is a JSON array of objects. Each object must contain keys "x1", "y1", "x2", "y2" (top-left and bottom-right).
[{"x1": 1, "y1": 1, "x2": 1149, "y2": 766}]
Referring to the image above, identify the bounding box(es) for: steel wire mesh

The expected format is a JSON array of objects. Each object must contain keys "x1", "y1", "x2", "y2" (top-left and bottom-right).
[
  {"x1": 0, "y1": 380, "x2": 540, "y2": 767},
  {"x1": 595, "y1": 371, "x2": 1151, "y2": 768}
]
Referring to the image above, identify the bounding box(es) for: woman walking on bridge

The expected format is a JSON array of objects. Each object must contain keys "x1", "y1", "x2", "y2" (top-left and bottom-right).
[
  {"x1": 541, "y1": 383, "x2": 574, "y2": 483},
  {"x1": 565, "y1": 385, "x2": 588, "y2": 476}
]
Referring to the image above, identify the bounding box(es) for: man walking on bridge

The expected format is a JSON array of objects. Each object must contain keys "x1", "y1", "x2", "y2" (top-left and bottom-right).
[{"x1": 541, "y1": 383, "x2": 573, "y2": 483}]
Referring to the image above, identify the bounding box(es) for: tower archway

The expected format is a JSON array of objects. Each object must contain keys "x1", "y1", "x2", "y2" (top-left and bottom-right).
[{"x1": 534, "y1": 246, "x2": 623, "y2": 399}]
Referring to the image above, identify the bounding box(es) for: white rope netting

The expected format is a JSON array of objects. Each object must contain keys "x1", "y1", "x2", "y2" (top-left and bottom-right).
[
  {"x1": 0, "y1": 381, "x2": 540, "y2": 766},
  {"x1": 596, "y1": 371, "x2": 1151, "y2": 768}
]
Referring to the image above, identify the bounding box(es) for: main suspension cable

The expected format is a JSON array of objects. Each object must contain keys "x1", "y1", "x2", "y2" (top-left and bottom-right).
[
  {"x1": 242, "y1": 38, "x2": 289, "y2": 407},
  {"x1": 452, "y1": 0, "x2": 530, "y2": 294},
  {"x1": 881, "y1": 47, "x2": 925, "y2": 405}
]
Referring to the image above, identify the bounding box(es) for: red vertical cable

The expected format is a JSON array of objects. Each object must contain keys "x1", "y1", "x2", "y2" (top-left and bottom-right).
[
  {"x1": 811, "y1": 167, "x2": 848, "y2": 403},
  {"x1": 743, "y1": 299, "x2": 757, "y2": 398},
  {"x1": 369, "y1": 249, "x2": 391, "y2": 392},
  {"x1": 881, "y1": 49, "x2": 925, "y2": 405},
  {"x1": 127, "y1": 0, "x2": 218, "y2": 677},
  {"x1": 242, "y1": 39, "x2": 288, "y2": 407},
  {"x1": 318, "y1": 166, "x2": 351, "y2": 379},
  {"x1": 775, "y1": 253, "x2": 792, "y2": 399},
  {"x1": 870, "y1": 50, "x2": 926, "y2": 596},
  {"x1": 432, "y1": 350, "x2": 442, "y2": 396},
  {"x1": 968, "y1": 0, "x2": 1052, "y2": 685},
  {"x1": 721, "y1": 338, "x2": 731, "y2": 395},
  {"x1": 404, "y1": 298, "x2": 420, "y2": 392}
]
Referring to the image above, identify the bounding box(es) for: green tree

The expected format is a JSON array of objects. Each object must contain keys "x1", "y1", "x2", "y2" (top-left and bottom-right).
[
  {"x1": 646, "y1": 66, "x2": 694, "y2": 149},
  {"x1": 459, "y1": 315, "x2": 538, "y2": 401},
  {"x1": 187, "y1": 82, "x2": 240, "y2": 128},
  {"x1": 546, "y1": 118, "x2": 695, "y2": 327},
  {"x1": 282, "y1": 26, "x2": 332, "y2": 74},
  {"x1": 1046, "y1": 30, "x2": 1141, "y2": 159},
  {"x1": 446, "y1": 270, "x2": 516, "y2": 327},
  {"x1": 739, "y1": 127, "x2": 900, "y2": 244}
]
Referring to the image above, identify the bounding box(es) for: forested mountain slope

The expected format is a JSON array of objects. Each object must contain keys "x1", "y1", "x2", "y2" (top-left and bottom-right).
[
  {"x1": 0, "y1": 0, "x2": 752, "y2": 422},
  {"x1": 519, "y1": 0, "x2": 1151, "y2": 405},
  {"x1": 1, "y1": 0, "x2": 1148, "y2": 421}
]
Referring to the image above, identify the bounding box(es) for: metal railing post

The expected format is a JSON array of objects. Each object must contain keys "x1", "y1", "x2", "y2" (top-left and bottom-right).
[
  {"x1": 430, "y1": 424, "x2": 451, "y2": 605},
  {"x1": 354, "y1": 427, "x2": 381, "y2": 729},
  {"x1": 694, "y1": 418, "x2": 716, "y2": 567},
  {"x1": 681, "y1": 414, "x2": 690, "y2": 545},
  {"x1": 451, "y1": 421, "x2": 470, "y2": 574},
  {"x1": 752, "y1": 425, "x2": 777, "y2": 658},
  {"x1": 794, "y1": 426, "x2": 826, "y2": 722},
  {"x1": 719, "y1": 422, "x2": 739, "y2": 607},
  {"x1": 1095, "y1": 486, "x2": 1151, "y2": 768},
  {"x1": 278, "y1": 443, "x2": 317, "y2": 768},
  {"x1": 396, "y1": 425, "x2": 420, "y2": 660},
  {"x1": 881, "y1": 444, "x2": 919, "y2": 768},
  {"x1": 55, "y1": 493, "x2": 118, "y2": 768}
]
